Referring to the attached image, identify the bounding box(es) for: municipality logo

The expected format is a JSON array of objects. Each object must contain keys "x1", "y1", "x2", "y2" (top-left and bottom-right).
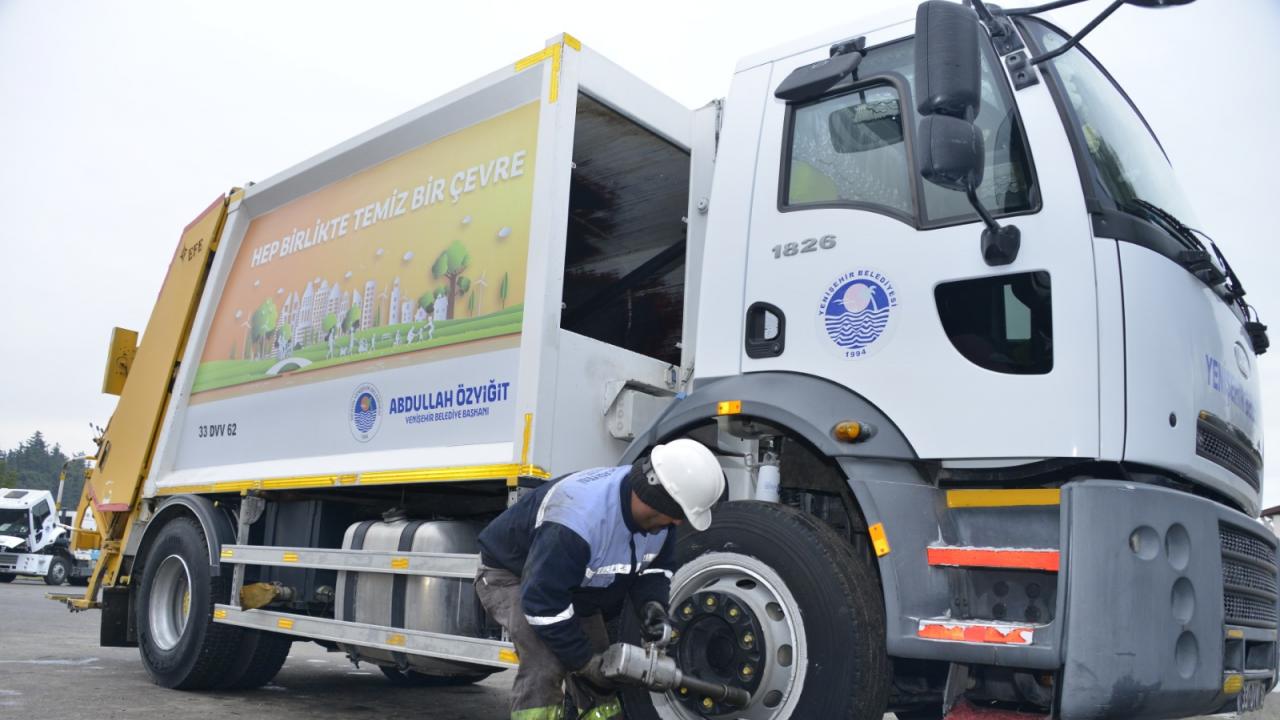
[
  {"x1": 818, "y1": 269, "x2": 898, "y2": 358},
  {"x1": 349, "y1": 383, "x2": 383, "y2": 442}
]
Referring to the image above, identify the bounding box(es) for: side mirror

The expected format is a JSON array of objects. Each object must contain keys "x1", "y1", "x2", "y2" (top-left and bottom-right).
[
  {"x1": 915, "y1": 0, "x2": 984, "y2": 188},
  {"x1": 915, "y1": 0, "x2": 982, "y2": 121},
  {"x1": 917, "y1": 115, "x2": 984, "y2": 191},
  {"x1": 915, "y1": 0, "x2": 1020, "y2": 266}
]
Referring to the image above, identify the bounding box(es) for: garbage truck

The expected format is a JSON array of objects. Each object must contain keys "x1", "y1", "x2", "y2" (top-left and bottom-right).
[{"x1": 62, "y1": 0, "x2": 1274, "y2": 717}]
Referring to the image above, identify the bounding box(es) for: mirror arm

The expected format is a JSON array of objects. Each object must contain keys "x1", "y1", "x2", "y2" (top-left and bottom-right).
[
  {"x1": 965, "y1": 184, "x2": 1022, "y2": 267},
  {"x1": 1029, "y1": 0, "x2": 1124, "y2": 65}
]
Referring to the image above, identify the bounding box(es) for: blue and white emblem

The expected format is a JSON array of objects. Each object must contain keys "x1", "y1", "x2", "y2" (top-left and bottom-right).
[
  {"x1": 349, "y1": 383, "x2": 383, "y2": 442},
  {"x1": 818, "y1": 269, "x2": 898, "y2": 358}
]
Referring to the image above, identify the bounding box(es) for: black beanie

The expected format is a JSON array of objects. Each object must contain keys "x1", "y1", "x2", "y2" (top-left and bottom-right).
[{"x1": 629, "y1": 458, "x2": 686, "y2": 521}]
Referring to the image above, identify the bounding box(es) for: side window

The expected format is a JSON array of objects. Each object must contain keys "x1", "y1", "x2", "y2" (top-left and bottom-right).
[
  {"x1": 560, "y1": 94, "x2": 690, "y2": 365},
  {"x1": 935, "y1": 271, "x2": 1052, "y2": 374},
  {"x1": 32, "y1": 500, "x2": 52, "y2": 530},
  {"x1": 785, "y1": 84, "x2": 912, "y2": 218},
  {"x1": 780, "y1": 37, "x2": 1037, "y2": 227}
]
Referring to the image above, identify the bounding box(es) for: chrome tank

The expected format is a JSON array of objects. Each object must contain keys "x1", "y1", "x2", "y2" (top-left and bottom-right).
[{"x1": 335, "y1": 519, "x2": 489, "y2": 677}]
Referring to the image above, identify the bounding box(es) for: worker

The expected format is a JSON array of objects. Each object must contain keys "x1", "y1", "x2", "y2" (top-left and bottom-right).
[{"x1": 475, "y1": 439, "x2": 727, "y2": 720}]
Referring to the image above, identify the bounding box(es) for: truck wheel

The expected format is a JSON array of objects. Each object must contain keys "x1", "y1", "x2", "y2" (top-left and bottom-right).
[
  {"x1": 136, "y1": 517, "x2": 244, "y2": 689},
  {"x1": 44, "y1": 555, "x2": 70, "y2": 586},
  {"x1": 0, "y1": 573, "x2": 15, "y2": 583},
  {"x1": 620, "y1": 501, "x2": 889, "y2": 720},
  {"x1": 217, "y1": 631, "x2": 293, "y2": 689},
  {"x1": 378, "y1": 665, "x2": 487, "y2": 686}
]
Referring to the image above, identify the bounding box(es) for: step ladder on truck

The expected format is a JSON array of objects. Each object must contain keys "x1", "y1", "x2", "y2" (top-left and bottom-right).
[{"x1": 61, "y1": 0, "x2": 1275, "y2": 717}]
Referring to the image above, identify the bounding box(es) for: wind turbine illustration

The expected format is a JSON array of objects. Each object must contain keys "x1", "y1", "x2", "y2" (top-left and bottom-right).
[{"x1": 472, "y1": 271, "x2": 488, "y2": 315}]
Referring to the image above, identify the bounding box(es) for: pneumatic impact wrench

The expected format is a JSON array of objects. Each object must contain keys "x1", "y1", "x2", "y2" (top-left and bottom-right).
[{"x1": 599, "y1": 625, "x2": 752, "y2": 708}]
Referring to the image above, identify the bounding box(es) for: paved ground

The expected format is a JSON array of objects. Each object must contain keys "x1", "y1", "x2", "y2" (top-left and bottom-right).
[{"x1": 1, "y1": 577, "x2": 1276, "y2": 719}]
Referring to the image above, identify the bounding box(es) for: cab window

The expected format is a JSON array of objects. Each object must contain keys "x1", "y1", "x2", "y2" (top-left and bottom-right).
[{"x1": 782, "y1": 37, "x2": 1037, "y2": 227}]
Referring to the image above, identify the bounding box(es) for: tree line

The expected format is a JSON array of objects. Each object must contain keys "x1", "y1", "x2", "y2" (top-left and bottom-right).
[{"x1": 0, "y1": 432, "x2": 88, "y2": 510}]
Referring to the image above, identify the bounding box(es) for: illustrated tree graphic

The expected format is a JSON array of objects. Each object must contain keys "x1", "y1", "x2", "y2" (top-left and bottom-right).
[
  {"x1": 467, "y1": 292, "x2": 477, "y2": 317},
  {"x1": 430, "y1": 240, "x2": 469, "y2": 320},
  {"x1": 499, "y1": 272, "x2": 509, "y2": 309},
  {"x1": 343, "y1": 304, "x2": 360, "y2": 334},
  {"x1": 323, "y1": 312, "x2": 338, "y2": 337},
  {"x1": 251, "y1": 298, "x2": 279, "y2": 358}
]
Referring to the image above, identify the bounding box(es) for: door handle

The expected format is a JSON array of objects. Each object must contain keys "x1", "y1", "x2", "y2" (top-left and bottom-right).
[{"x1": 745, "y1": 302, "x2": 786, "y2": 358}]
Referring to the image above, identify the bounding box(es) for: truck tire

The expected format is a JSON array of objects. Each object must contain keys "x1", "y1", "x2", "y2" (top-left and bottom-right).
[
  {"x1": 217, "y1": 631, "x2": 293, "y2": 689},
  {"x1": 378, "y1": 665, "x2": 487, "y2": 687},
  {"x1": 0, "y1": 572, "x2": 15, "y2": 583},
  {"x1": 44, "y1": 555, "x2": 70, "y2": 586},
  {"x1": 620, "y1": 501, "x2": 889, "y2": 720},
  {"x1": 136, "y1": 517, "x2": 245, "y2": 689}
]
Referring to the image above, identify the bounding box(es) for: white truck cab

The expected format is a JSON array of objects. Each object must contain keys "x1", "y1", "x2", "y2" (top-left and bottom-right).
[{"x1": 0, "y1": 488, "x2": 82, "y2": 585}]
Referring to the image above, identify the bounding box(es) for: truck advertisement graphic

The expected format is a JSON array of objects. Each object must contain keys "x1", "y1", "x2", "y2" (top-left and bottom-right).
[{"x1": 192, "y1": 101, "x2": 539, "y2": 396}]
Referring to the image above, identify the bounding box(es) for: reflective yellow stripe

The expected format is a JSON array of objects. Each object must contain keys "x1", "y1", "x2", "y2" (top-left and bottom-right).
[
  {"x1": 282, "y1": 552, "x2": 299, "y2": 563},
  {"x1": 946, "y1": 489, "x2": 1060, "y2": 508},
  {"x1": 277, "y1": 618, "x2": 294, "y2": 630},
  {"x1": 212, "y1": 609, "x2": 227, "y2": 620},
  {"x1": 579, "y1": 699, "x2": 622, "y2": 719},
  {"x1": 390, "y1": 557, "x2": 409, "y2": 570},
  {"x1": 498, "y1": 648, "x2": 520, "y2": 665},
  {"x1": 155, "y1": 463, "x2": 551, "y2": 496},
  {"x1": 387, "y1": 634, "x2": 406, "y2": 646},
  {"x1": 513, "y1": 34, "x2": 580, "y2": 103}
]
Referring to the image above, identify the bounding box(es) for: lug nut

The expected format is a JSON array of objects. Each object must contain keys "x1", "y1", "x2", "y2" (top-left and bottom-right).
[
  {"x1": 704, "y1": 596, "x2": 717, "y2": 608},
  {"x1": 679, "y1": 687, "x2": 688, "y2": 696},
  {"x1": 702, "y1": 697, "x2": 714, "y2": 710},
  {"x1": 742, "y1": 632, "x2": 754, "y2": 646},
  {"x1": 742, "y1": 664, "x2": 754, "y2": 677},
  {"x1": 682, "y1": 605, "x2": 694, "y2": 618},
  {"x1": 728, "y1": 607, "x2": 740, "y2": 618}
]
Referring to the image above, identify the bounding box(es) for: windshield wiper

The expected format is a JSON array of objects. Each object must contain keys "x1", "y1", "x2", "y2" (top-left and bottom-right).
[
  {"x1": 1124, "y1": 199, "x2": 1270, "y2": 354},
  {"x1": 1121, "y1": 199, "x2": 1227, "y2": 287}
]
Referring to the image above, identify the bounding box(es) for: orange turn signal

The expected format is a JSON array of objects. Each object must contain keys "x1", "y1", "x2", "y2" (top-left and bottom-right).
[{"x1": 834, "y1": 421, "x2": 874, "y2": 443}]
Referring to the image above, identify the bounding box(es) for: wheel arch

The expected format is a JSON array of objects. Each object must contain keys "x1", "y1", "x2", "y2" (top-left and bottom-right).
[
  {"x1": 620, "y1": 372, "x2": 936, "y2": 661},
  {"x1": 621, "y1": 372, "x2": 917, "y2": 464},
  {"x1": 134, "y1": 495, "x2": 235, "y2": 577}
]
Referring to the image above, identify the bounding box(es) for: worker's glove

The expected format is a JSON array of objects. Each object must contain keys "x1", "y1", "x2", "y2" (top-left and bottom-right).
[
  {"x1": 640, "y1": 600, "x2": 673, "y2": 644},
  {"x1": 574, "y1": 653, "x2": 620, "y2": 694}
]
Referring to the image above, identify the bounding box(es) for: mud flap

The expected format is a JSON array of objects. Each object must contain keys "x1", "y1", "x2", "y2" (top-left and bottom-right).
[{"x1": 100, "y1": 585, "x2": 137, "y2": 647}]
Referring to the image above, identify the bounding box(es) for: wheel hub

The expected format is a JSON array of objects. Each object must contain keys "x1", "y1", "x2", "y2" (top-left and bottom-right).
[
  {"x1": 671, "y1": 591, "x2": 765, "y2": 716},
  {"x1": 149, "y1": 554, "x2": 193, "y2": 651}
]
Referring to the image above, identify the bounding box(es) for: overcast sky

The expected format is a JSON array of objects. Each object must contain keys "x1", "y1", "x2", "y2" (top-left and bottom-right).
[{"x1": 1, "y1": 0, "x2": 1277, "y2": 503}]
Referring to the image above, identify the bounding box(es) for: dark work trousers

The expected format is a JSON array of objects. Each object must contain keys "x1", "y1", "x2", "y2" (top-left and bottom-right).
[{"x1": 475, "y1": 566, "x2": 621, "y2": 720}]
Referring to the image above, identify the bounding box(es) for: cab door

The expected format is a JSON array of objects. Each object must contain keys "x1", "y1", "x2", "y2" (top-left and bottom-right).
[{"x1": 738, "y1": 25, "x2": 1100, "y2": 462}]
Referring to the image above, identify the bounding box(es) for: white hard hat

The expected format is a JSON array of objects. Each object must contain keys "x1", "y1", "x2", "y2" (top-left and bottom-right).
[{"x1": 649, "y1": 439, "x2": 726, "y2": 531}]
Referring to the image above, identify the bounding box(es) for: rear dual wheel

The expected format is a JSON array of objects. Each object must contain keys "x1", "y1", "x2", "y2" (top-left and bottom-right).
[
  {"x1": 136, "y1": 517, "x2": 290, "y2": 689},
  {"x1": 621, "y1": 501, "x2": 889, "y2": 720}
]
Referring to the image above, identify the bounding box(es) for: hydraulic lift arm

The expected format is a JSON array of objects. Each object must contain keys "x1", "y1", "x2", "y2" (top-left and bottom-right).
[{"x1": 54, "y1": 192, "x2": 234, "y2": 610}]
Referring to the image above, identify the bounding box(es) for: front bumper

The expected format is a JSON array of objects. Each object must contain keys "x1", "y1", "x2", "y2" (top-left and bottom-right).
[
  {"x1": 0, "y1": 551, "x2": 53, "y2": 576},
  {"x1": 1058, "y1": 480, "x2": 1278, "y2": 719}
]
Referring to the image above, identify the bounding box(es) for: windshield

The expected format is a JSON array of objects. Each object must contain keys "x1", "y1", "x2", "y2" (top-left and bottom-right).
[
  {"x1": 0, "y1": 508, "x2": 29, "y2": 537},
  {"x1": 784, "y1": 36, "x2": 1037, "y2": 226},
  {"x1": 1020, "y1": 19, "x2": 1198, "y2": 225}
]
